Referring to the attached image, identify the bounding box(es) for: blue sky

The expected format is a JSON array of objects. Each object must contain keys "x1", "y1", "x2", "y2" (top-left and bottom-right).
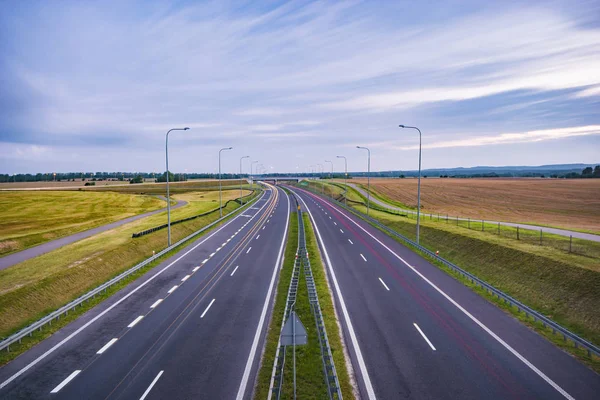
[{"x1": 1, "y1": 0, "x2": 599, "y2": 174}]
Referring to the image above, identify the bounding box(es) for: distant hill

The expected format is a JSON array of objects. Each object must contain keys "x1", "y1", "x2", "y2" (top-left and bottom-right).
[{"x1": 352, "y1": 163, "x2": 600, "y2": 178}]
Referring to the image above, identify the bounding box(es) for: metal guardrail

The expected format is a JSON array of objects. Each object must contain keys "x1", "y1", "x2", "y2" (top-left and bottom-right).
[
  {"x1": 269, "y1": 194, "x2": 343, "y2": 400},
  {"x1": 299, "y1": 185, "x2": 600, "y2": 359},
  {"x1": 0, "y1": 191, "x2": 263, "y2": 353},
  {"x1": 297, "y1": 201, "x2": 343, "y2": 399},
  {"x1": 270, "y1": 196, "x2": 302, "y2": 400}
]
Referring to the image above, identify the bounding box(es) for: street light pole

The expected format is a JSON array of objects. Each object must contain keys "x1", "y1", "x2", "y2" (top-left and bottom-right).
[
  {"x1": 356, "y1": 146, "x2": 371, "y2": 216},
  {"x1": 240, "y1": 155, "x2": 250, "y2": 205},
  {"x1": 251, "y1": 160, "x2": 259, "y2": 189},
  {"x1": 219, "y1": 147, "x2": 233, "y2": 217},
  {"x1": 165, "y1": 127, "x2": 190, "y2": 246},
  {"x1": 336, "y1": 155, "x2": 347, "y2": 206},
  {"x1": 317, "y1": 163, "x2": 324, "y2": 195},
  {"x1": 325, "y1": 160, "x2": 333, "y2": 179},
  {"x1": 399, "y1": 124, "x2": 422, "y2": 244}
]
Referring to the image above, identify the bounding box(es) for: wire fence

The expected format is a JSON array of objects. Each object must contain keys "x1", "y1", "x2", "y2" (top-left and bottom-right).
[{"x1": 311, "y1": 181, "x2": 600, "y2": 259}]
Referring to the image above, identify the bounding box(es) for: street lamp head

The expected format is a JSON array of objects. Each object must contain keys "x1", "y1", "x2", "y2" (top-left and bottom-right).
[
  {"x1": 184, "y1": 127, "x2": 190, "y2": 130},
  {"x1": 356, "y1": 145, "x2": 360, "y2": 149},
  {"x1": 227, "y1": 146, "x2": 233, "y2": 150},
  {"x1": 398, "y1": 124, "x2": 405, "y2": 128}
]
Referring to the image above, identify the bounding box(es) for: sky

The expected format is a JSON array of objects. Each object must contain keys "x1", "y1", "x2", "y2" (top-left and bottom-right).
[{"x1": 1, "y1": 0, "x2": 600, "y2": 174}]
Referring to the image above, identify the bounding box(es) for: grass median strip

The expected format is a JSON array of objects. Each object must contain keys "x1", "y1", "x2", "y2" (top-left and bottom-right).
[{"x1": 302, "y1": 213, "x2": 354, "y2": 399}]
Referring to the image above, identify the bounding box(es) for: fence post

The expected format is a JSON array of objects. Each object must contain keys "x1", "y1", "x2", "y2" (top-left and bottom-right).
[
  {"x1": 482, "y1": 220, "x2": 484, "y2": 231},
  {"x1": 468, "y1": 218, "x2": 470, "y2": 229},
  {"x1": 446, "y1": 214, "x2": 448, "y2": 222},
  {"x1": 569, "y1": 235, "x2": 572, "y2": 253},
  {"x1": 456, "y1": 216, "x2": 458, "y2": 225},
  {"x1": 437, "y1": 213, "x2": 440, "y2": 221},
  {"x1": 498, "y1": 222, "x2": 500, "y2": 235},
  {"x1": 517, "y1": 226, "x2": 520, "y2": 240},
  {"x1": 540, "y1": 229, "x2": 543, "y2": 245}
]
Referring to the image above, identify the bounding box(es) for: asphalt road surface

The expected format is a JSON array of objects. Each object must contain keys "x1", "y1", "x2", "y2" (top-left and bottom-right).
[
  {"x1": 0, "y1": 184, "x2": 290, "y2": 400},
  {"x1": 0, "y1": 198, "x2": 187, "y2": 271},
  {"x1": 346, "y1": 182, "x2": 600, "y2": 242},
  {"x1": 288, "y1": 185, "x2": 600, "y2": 400}
]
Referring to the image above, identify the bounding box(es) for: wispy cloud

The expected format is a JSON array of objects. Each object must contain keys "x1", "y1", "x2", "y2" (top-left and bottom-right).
[{"x1": 394, "y1": 125, "x2": 600, "y2": 150}]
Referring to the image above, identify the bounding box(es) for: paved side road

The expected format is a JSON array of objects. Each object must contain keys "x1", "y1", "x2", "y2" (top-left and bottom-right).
[
  {"x1": 0, "y1": 198, "x2": 187, "y2": 271},
  {"x1": 346, "y1": 182, "x2": 600, "y2": 242}
]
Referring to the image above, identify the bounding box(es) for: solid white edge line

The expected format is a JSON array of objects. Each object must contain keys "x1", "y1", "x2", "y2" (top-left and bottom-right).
[
  {"x1": 413, "y1": 323, "x2": 436, "y2": 351},
  {"x1": 139, "y1": 370, "x2": 164, "y2": 400},
  {"x1": 328, "y1": 192, "x2": 576, "y2": 400},
  {"x1": 127, "y1": 316, "x2": 144, "y2": 328},
  {"x1": 378, "y1": 278, "x2": 390, "y2": 291},
  {"x1": 236, "y1": 186, "x2": 290, "y2": 400},
  {"x1": 150, "y1": 299, "x2": 163, "y2": 309},
  {"x1": 0, "y1": 190, "x2": 272, "y2": 392},
  {"x1": 209, "y1": 252, "x2": 215, "y2": 257},
  {"x1": 96, "y1": 338, "x2": 118, "y2": 354},
  {"x1": 292, "y1": 189, "x2": 376, "y2": 400},
  {"x1": 168, "y1": 285, "x2": 178, "y2": 294},
  {"x1": 50, "y1": 370, "x2": 81, "y2": 393},
  {"x1": 360, "y1": 253, "x2": 367, "y2": 262},
  {"x1": 202, "y1": 258, "x2": 209, "y2": 264},
  {"x1": 200, "y1": 299, "x2": 216, "y2": 318},
  {"x1": 193, "y1": 266, "x2": 200, "y2": 272},
  {"x1": 231, "y1": 266, "x2": 239, "y2": 276}
]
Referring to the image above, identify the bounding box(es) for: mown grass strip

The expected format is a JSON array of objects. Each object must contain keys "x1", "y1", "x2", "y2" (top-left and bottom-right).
[
  {"x1": 254, "y1": 208, "x2": 298, "y2": 399},
  {"x1": 303, "y1": 213, "x2": 355, "y2": 399}
]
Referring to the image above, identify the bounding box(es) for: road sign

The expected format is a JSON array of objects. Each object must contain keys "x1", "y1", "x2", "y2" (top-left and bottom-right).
[{"x1": 281, "y1": 311, "x2": 307, "y2": 346}]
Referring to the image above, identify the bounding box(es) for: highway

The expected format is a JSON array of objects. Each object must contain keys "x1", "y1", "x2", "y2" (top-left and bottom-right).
[
  {"x1": 346, "y1": 182, "x2": 600, "y2": 242},
  {"x1": 288, "y1": 185, "x2": 600, "y2": 400},
  {"x1": 0, "y1": 183, "x2": 290, "y2": 400}
]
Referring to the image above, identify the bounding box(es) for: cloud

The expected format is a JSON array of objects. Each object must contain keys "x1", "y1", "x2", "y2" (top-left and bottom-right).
[{"x1": 393, "y1": 125, "x2": 600, "y2": 150}]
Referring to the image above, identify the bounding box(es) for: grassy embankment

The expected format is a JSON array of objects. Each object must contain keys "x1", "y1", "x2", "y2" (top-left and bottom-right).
[
  {"x1": 254, "y1": 201, "x2": 353, "y2": 399},
  {"x1": 0, "y1": 191, "x2": 164, "y2": 256},
  {"x1": 0, "y1": 189, "x2": 258, "y2": 365},
  {"x1": 300, "y1": 180, "x2": 600, "y2": 371}
]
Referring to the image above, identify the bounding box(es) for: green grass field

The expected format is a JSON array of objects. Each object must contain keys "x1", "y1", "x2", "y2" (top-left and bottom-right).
[
  {"x1": 0, "y1": 191, "x2": 164, "y2": 256},
  {"x1": 0, "y1": 189, "x2": 260, "y2": 339}
]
